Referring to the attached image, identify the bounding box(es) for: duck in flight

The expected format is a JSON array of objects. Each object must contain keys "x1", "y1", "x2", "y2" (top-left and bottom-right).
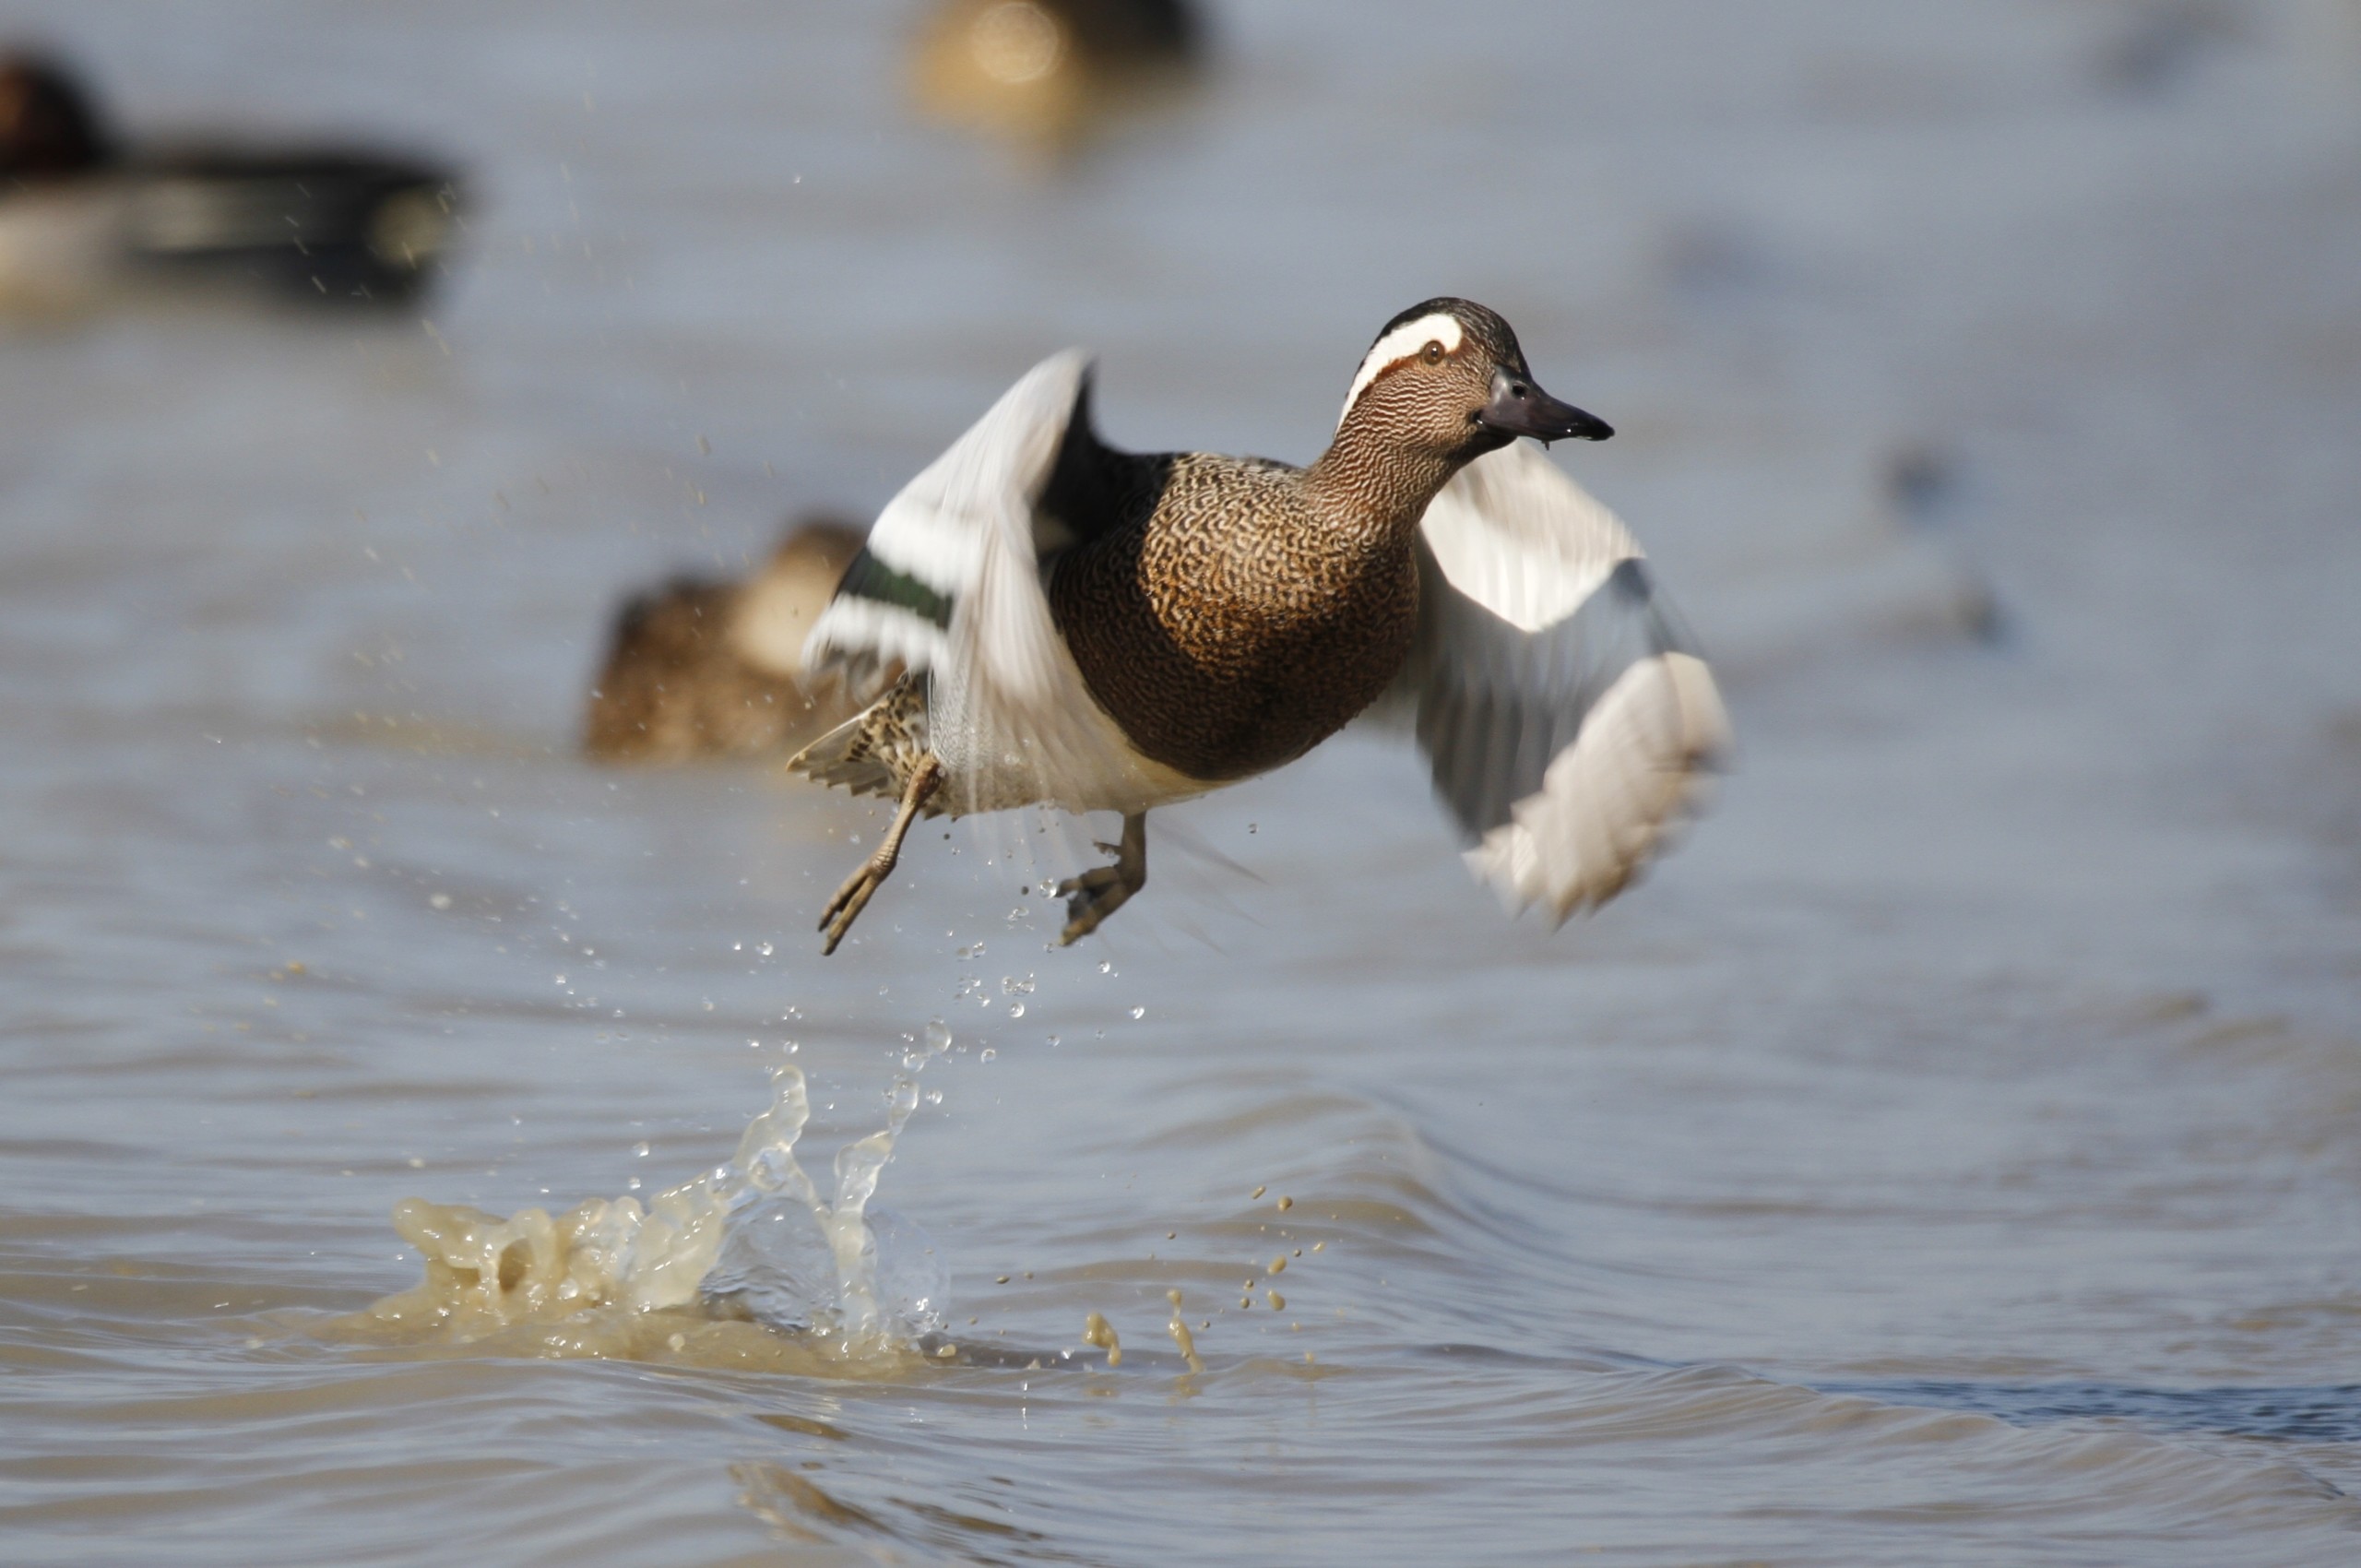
[{"x1": 790, "y1": 298, "x2": 1727, "y2": 952}]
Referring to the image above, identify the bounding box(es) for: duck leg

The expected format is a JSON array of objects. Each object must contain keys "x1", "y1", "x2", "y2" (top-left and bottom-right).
[
  {"x1": 818, "y1": 754, "x2": 943, "y2": 955},
  {"x1": 1058, "y1": 812, "x2": 1147, "y2": 945}
]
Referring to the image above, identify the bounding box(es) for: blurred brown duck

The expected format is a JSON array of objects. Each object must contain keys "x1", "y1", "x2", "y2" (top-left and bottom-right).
[
  {"x1": 585, "y1": 518, "x2": 867, "y2": 764},
  {"x1": 910, "y1": 0, "x2": 1202, "y2": 150},
  {"x1": 0, "y1": 51, "x2": 460, "y2": 311}
]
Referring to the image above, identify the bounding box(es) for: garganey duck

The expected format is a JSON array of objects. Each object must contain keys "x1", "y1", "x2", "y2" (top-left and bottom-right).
[
  {"x1": 585, "y1": 518, "x2": 866, "y2": 763},
  {"x1": 790, "y1": 299, "x2": 1728, "y2": 952},
  {"x1": 0, "y1": 52, "x2": 459, "y2": 312}
]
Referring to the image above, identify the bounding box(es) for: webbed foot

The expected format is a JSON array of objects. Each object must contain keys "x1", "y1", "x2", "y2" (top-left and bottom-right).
[
  {"x1": 816, "y1": 754, "x2": 942, "y2": 955},
  {"x1": 1057, "y1": 812, "x2": 1147, "y2": 945}
]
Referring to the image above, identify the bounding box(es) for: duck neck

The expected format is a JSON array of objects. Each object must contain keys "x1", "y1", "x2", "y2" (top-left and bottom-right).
[{"x1": 1303, "y1": 421, "x2": 1473, "y2": 552}]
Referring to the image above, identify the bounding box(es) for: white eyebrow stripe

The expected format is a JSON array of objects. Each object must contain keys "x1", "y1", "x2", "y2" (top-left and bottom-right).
[{"x1": 1337, "y1": 313, "x2": 1464, "y2": 428}]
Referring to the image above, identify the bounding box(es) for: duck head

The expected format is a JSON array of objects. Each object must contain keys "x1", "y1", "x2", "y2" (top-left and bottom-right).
[
  {"x1": 0, "y1": 53, "x2": 109, "y2": 180},
  {"x1": 1335, "y1": 297, "x2": 1611, "y2": 462}
]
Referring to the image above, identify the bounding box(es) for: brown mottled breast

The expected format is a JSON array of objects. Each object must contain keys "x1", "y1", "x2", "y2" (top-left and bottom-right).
[{"x1": 1047, "y1": 452, "x2": 1422, "y2": 782}]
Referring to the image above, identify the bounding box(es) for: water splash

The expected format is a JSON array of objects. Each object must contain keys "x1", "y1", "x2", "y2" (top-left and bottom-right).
[
  {"x1": 706, "y1": 1020, "x2": 953, "y2": 1344},
  {"x1": 354, "y1": 1021, "x2": 954, "y2": 1360}
]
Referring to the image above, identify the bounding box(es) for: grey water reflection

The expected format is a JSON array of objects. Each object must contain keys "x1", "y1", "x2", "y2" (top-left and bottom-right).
[
  {"x1": 4, "y1": 3, "x2": 2361, "y2": 1567},
  {"x1": 1836, "y1": 1381, "x2": 2361, "y2": 1445}
]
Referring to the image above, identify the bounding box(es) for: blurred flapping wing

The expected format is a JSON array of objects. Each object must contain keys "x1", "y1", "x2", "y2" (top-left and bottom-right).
[
  {"x1": 801, "y1": 351, "x2": 1179, "y2": 815},
  {"x1": 1406, "y1": 442, "x2": 1729, "y2": 921}
]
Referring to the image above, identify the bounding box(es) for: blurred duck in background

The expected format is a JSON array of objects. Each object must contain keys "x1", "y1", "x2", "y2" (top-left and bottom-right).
[
  {"x1": 0, "y1": 50, "x2": 460, "y2": 314},
  {"x1": 910, "y1": 0, "x2": 1203, "y2": 153},
  {"x1": 584, "y1": 517, "x2": 867, "y2": 765}
]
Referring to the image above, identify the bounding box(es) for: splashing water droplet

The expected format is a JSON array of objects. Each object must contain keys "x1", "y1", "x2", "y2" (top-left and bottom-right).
[
  {"x1": 1083, "y1": 1311, "x2": 1121, "y2": 1368},
  {"x1": 1008, "y1": 1002, "x2": 1026, "y2": 1018},
  {"x1": 1165, "y1": 1288, "x2": 1204, "y2": 1374},
  {"x1": 1130, "y1": 1006, "x2": 1145, "y2": 1021}
]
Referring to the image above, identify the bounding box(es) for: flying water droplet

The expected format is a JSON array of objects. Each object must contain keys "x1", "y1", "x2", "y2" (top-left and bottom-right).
[
  {"x1": 1083, "y1": 1311, "x2": 1121, "y2": 1368},
  {"x1": 1165, "y1": 1288, "x2": 1204, "y2": 1374}
]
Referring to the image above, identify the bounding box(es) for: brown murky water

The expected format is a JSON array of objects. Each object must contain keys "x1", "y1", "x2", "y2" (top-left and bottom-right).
[{"x1": 5, "y1": 4, "x2": 2361, "y2": 1564}]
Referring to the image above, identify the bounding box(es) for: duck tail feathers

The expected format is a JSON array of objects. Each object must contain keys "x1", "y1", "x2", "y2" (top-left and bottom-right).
[{"x1": 786, "y1": 709, "x2": 899, "y2": 800}]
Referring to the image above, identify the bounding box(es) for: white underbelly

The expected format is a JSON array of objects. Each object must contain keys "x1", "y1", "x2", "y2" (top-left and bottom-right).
[{"x1": 926, "y1": 655, "x2": 1217, "y2": 820}]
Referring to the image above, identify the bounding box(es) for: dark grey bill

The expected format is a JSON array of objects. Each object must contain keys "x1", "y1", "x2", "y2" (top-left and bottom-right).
[{"x1": 1477, "y1": 366, "x2": 1613, "y2": 443}]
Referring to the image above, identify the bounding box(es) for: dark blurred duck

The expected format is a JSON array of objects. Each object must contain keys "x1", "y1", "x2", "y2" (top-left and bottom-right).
[
  {"x1": 0, "y1": 52, "x2": 459, "y2": 313},
  {"x1": 585, "y1": 519, "x2": 867, "y2": 764},
  {"x1": 911, "y1": 0, "x2": 1201, "y2": 152}
]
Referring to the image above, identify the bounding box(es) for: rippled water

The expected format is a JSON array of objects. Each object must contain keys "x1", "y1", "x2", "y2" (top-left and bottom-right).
[{"x1": 5, "y1": 3, "x2": 2361, "y2": 1564}]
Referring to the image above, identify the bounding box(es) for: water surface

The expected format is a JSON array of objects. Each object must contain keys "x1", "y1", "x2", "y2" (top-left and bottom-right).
[{"x1": 4, "y1": 4, "x2": 2360, "y2": 1564}]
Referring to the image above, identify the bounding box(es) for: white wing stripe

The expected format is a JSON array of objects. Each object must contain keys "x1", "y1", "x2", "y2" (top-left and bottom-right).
[
  {"x1": 802, "y1": 595, "x2": 950, "y2": 682},
  {"x1": 862, "y1": 504, "x2": 986, "y2": 597},
  {"x1": 1418, "y1": 440, "x2": 1642, "y2": 631}
]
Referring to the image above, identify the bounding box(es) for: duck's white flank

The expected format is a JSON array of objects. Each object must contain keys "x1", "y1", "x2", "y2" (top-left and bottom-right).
[{"x1": 1337, "y1": 312, "x2": 1465, "y2": 427}]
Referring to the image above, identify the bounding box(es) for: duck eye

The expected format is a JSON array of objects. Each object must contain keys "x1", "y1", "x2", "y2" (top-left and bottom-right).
[{"x1": 1420, "y1": 340, "x2": 1445, "y2": 365}]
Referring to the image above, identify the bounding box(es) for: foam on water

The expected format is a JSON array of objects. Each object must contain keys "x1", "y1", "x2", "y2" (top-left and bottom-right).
[{"x1": 342, "y1": 1022, "x2": 955, "y2": 1368}]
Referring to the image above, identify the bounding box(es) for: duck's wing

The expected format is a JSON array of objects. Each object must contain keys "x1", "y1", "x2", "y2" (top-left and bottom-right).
[
  {"x1": 801, "y1": 350, "x2": 1168, "y2": 814},
  {"x1": 1403, "y1": 442, "x2": 1730, "y2": 923}
]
